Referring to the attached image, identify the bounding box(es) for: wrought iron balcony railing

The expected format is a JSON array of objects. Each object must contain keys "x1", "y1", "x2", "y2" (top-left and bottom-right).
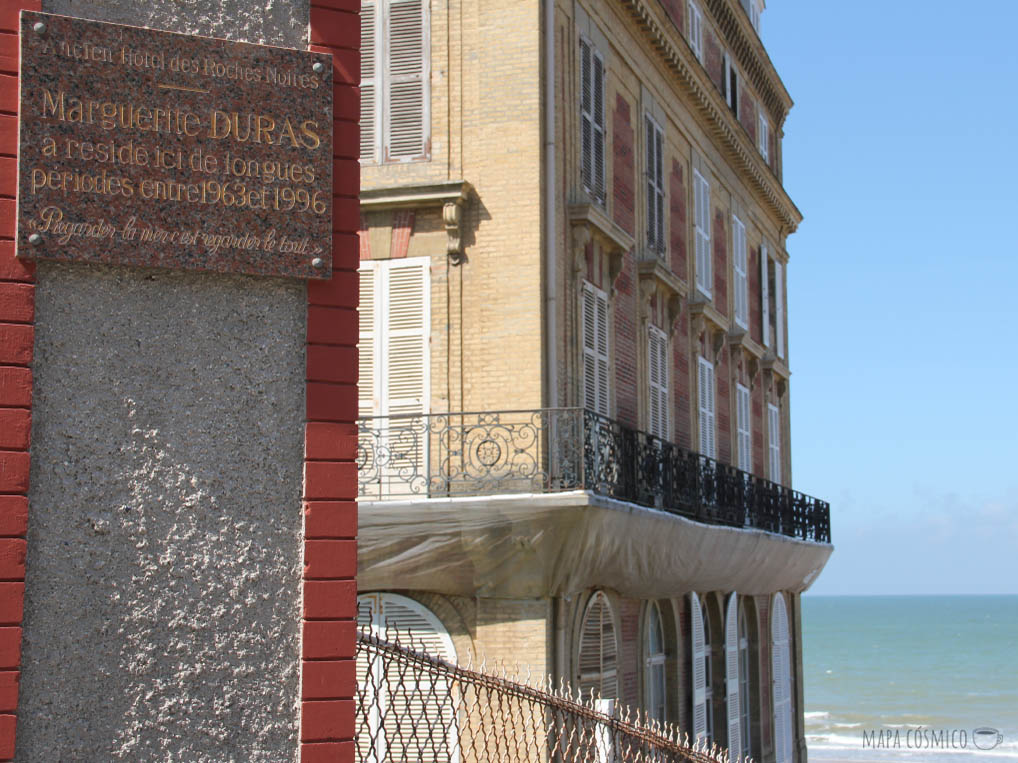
[{"x1": 357, "y1": 408, "x2": 831, "y2": 544}]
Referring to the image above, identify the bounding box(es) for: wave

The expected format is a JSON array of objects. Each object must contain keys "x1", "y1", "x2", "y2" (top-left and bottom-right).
[{"x1": 805, "y1": 711, "x2": 831, "y2": 720}]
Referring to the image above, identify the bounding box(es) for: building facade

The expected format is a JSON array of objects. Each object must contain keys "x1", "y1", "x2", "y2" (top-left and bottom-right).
[{"x1": 354, "y1": 0, "x2": 831, "y2": 761}]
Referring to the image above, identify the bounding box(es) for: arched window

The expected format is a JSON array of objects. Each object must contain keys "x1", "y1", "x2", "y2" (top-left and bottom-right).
[
  {"x1": 578, "y1": 591, "x2": 619, "y2": 702},
  {"x1": 724, "y1": 593, "x2": 742, "y2": 758},
  {"x1": 357, "y1": 593, "x2": 458, "y2": 763},
  {"x1": 738, "y1": 601, "x2": 752, "y2": 760},
  {"x1": 644, "y1": 601, "x2": 667, "y2": 723},
  {"x1": 690, "y1": 592, "x2": 713, "y2": 743},
  {"x1": 772, "y1": 593, "x2": 793, "y2": 763}
]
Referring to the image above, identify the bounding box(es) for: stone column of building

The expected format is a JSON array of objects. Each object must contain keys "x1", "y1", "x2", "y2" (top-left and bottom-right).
[{"x1": 0, "y1": 0, "x2": 360, "y2": 759}]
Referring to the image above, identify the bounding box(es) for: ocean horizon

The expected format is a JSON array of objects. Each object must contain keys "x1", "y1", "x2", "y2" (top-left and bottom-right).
[{"x1": 803, "y1": 594, "x2": 1018, "y2": 762}]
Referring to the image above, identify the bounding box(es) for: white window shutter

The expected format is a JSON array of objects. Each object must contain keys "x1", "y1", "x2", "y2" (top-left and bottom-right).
[
  {"x1": 698, "y1": 357, "x2": 715, "y2": 459},
  {"x1": 645, "y1": 603, "x2": 667, "y2": 724},
  {"x1": 775, "y1": 260, "x2": 785, "y2": 358},
  {"x1": 736, "y1": 383, "x2": 751, "y2": 473},
  {"x1": 761, "y1": 244, "x2": 770, "y2": 348},
  {"x1": 646, "y1": 116, "x2": 665, "y2": 255},
  {"x1": 583, "y1": 282, "x2": 611, "y2": 417},
  {"x1": 772, "y1": 594, "x2": 793, "y2": 763},
  {"x1": 648, "y1": 326, "x2": 669, "y2": 439},
  {"x1": 725, "y1": 594, "x2": 742, "y2": 760},
  {"x1": 580, "y1": 38, "x2": 594, "y2": 198},
  {"x1": 359, "y1": 3, "x2": 379, "y2": 161},
  {"x1": 758, "y1": 113, "x2": 770, "y2": 161},
  {"x1": 578, "y1": 592, "x2": 619, "y2": 701},
  {"x1": 768, "y1": 403, "x2": 781, "y2": 484},
  {"x1": 733, "y1": 215, "x2": 748, "y2": 329},
  {"x1": 385, "y1": 0, "x2": 427, "y2": 160},
  {"x1": 358, "y1": 264, "x2": 379, "y2": 418},
  {"x1": 687, "y1": 1, "x2": 703, "y2": 61},
  {"x1": 384, "y1": 259, "x2": 429, "y2": 417},
  {"x1": 691, "y1": 592, "x2": 707, "y2": 741},
  {"x1": 592, "y1": 51, "x2": 606, "y2": 204},
  {"x1": 694, "y1": 170, "x2": 711, "y2": 297}
]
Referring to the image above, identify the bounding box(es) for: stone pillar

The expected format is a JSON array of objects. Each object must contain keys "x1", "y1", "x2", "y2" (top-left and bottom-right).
[{"x1": 1, "y1": 0, "x2": 360, "y2": 760}]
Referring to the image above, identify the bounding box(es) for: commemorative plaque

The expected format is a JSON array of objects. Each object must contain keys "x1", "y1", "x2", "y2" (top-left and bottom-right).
[{"x1": 16, "y1": 12, "x2": 333, "y2": 278}]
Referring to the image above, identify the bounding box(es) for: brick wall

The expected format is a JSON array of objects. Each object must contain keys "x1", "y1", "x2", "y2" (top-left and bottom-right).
[
  {"x1": 749, "y1": 245, "x2": 761, "y2": 345},
  {"x1": 716, "y1": 347, "x2": 731, "y2": 465},
  {"x1": 740, "y1": 89, "x2": 757, "y2": 144},
  {"x1": 613, "y1": 94, "x2": 635, "y2": 237},
  {"x1": 752, "y1": 376, "x2": 764, "y2": 479},
  {"x1": 669, "y1": 160, "x2": 687, "y2": 281},
  {"x1": 305, "y1": 3, "x2": 362, "y2": 761},
  {"x1": 712, "y1": 209, "x2": 727, "y2": 317},
  {"x1": 0, "y1": 2, "x2": 38, "y2": 758},
  {"x1": 705, "y1": 31, "x2": 722, "y2": 91},
  {"x1": 659, "y1": 0, "x2": 684, "y2": 35},
  {"x1": 614, "y1": 252, "x2": 638, "y2": 427}
]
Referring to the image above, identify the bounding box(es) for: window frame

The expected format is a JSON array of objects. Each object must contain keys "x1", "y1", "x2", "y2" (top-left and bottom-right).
[
  {"x1": 732, "y1": 214, "x2": 748, "y2": 329},
  {"x1": 693, "y1": 168, "x2": 712, "y2": 298},
  {"x1": 738, "y1": 602, "x2": 752, "y2": 760},
  {"x1": 644, "y1": 112, "x2": 666, "y2": 257},
  {"x1": 687, "y1": 1, "x2": 704, "y2": 62},
  {"x1": 721, "y1": 51, "x2": 739, "y2": 119},
  {"x1": 697, "y1": 356, "x2": 716, "y2": 459},
  {"x1": 579, "y1": 36, "x2": 607, "y2": 206},
  {"x1": 647, "y1": 324, "x2": 670, "y2": 440},
  {"x1": 768, "y1": 402, "x2": 781, "y2": 484},
  {"x1": 643, "y1": 601, "x2": 668, "y2": 724},
  {"x1": 758, "y1": 112, "x2": 770, "y2": 162},
  {"x1": 736, "y1": 382, "x2": 751, "y2": 473}
]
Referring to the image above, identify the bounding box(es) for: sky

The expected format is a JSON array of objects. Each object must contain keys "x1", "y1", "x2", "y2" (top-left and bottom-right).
[{"x1": 763, "y1": 2, "x2": 1018, "y2": 595}]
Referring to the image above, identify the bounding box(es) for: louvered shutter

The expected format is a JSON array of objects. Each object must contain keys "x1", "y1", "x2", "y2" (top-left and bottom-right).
[
  {"x1": 578, "y1": 592, "x2": 618, "y2": 701},
  {"x1": 358, "y1": 264, "x2": 379, "y2": 418},
  {"x1": 694, "y1": 170, "x2": 711, "y2": 296},
  {"x1": 583, "y1": 282, "x2": 611, "y2": 417},
  {"x1": 386, "y1": 0, "x2": 427, "y2": 160},
  {"x1": 691, "y1": 592, "x2": 707, "y2": 741},
  {"x1": 384, "y1": 260, "x2": 428, "y2": 417},
  {"x1": 698, "y1": 357, "x2": 715, "y2": 459},
  {"x1": 580, "y1": 38, "x2": 594, "y2": 200},
  {"x1": 733, "y1": 215, "x2": 748, "y2": 328},
  {"x1": 772, "y1": 594, "x2": 793, "y2": 763},
  {"x1": 736, "y1": 383, "x2": 751, "y2": 473},
  {"x1": 761, "y1": 244, "x2": 770, "y2": 348},
  {"x1": 775, "y1": 260, "x2": 785, "y2": 358},
  {"x1": 645, "y1": 603, "x2": 667, "y2": 724},
  {"x1": 768, "y1": 403, "x2": 781, "y2": 484},
  {"x1": 646, "y1": 116, "x2": 665, "y2": 255},
  {"x1": 758, "y1": 113, "x2": 770, "y2": 161},
  {"x1": 687, "y1": 1, "x2": 703, "y2": 61},
  {"x1": 725, "y1": 594, "x2": 742, "y2": 760},
  {"x1": 648, "y1": 326, "x2": 669, "y2": 439},
  {"x1": 360, "y1": 3, "x2": 379, "y2": 161},
  {"x1": 592, "y1": 51, "x2": 606, "y2": 204}
]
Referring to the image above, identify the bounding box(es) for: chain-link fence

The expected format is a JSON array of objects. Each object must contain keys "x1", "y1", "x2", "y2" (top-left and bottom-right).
[{"x1": 355, "y1": 629, "x2": 739, "y2": 763}]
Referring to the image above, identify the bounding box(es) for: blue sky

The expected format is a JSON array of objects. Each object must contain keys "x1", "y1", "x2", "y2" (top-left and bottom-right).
[{"x1": 764, "y1": 2, "x2": 1018, "y2": 595}]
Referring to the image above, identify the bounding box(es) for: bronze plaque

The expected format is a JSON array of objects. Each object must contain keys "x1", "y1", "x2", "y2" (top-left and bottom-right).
[{"x1": 16, "y1": 12, "x2": 333, "y2": 279}]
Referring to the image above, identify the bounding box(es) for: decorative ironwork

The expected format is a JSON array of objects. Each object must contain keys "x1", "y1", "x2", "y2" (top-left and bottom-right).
[
  {"x1": 358, "y1": 408, "x2": 831, "y2": 543},
  {"x1": 356, "y1": 628, "x2": 734, "y2": 763}
]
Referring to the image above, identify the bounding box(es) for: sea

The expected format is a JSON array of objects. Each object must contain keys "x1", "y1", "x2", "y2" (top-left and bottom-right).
[{"x1": 803, "y1": 595, "x2": 1018, "y2": 763}]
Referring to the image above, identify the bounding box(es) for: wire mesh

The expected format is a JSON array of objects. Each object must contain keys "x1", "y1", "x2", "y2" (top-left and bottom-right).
[{"x1": 355, "y1": 629, "x2": 744, "y2": 763}]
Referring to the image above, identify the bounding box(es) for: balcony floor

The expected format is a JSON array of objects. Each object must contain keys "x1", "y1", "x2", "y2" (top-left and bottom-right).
[{"x1": 357, "y1": 490, "x2": 833, "y2": 599}]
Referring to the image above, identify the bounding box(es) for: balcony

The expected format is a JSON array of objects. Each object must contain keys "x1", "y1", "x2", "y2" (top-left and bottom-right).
[{"x1": 357, "y1": 408, "x2": 830, "y2": 544}]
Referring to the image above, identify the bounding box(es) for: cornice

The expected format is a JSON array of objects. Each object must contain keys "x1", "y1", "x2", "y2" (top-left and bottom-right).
[
  {"x1": 359, "y1": 180, "x2": 472, "y2": 210},
  {"x1": 619, "y1": 0, "x2": 803, "y2": 234},
  {"x1": 705, "y1": 0, "x2": 793, "y2": 125}
]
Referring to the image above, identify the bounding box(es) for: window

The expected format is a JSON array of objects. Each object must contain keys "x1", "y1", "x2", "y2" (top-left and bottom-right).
[
  {"x1": 578, "y1": 591, "x2": 619, "y2": 701},
  {"x1": 360, "y1": 1, "x2": 430, "y2": 163},
  {"x1": 768, "y1": 402, "x2": 781, "y2": 484},
  {"x1": 736, "y1": 383, "x2": 751, "y2": 473},
  {"x1": 741, "y1": 0, "x2": 761, "y2": 33},
  {"x1": 580, "y1": 37, "x2": 606, "y2": 205},
  {"x1": 697, "y1": 356, "x2": 715, "y2": 459},
  {"x1": 358, "y1": 258, "x2": 430, "y2": 495},
  {"x1": 721, "y1": 52, "x2": 739, "y2": 119},
  {"x1": 725, "y1": 594, "x2": 743, "y2": 760},
  {"x1": 693, "y1": 169, "x2": 711, "y2": 297},
  {"x1": 645, "y1": 114, "x2": 665, "y2": 256},
  {"x1": 739, "y1": 603, "x2": 752, "y2": 760},
  {"x1": 357, "y1": 593, "x2": 457, "y2": 761},
  {"x1": 758, "y1": 112, "x2": 770, "y2": 162},
  {"x1": 690, "y1": 593, "x2": 711, "y2": 743},
  {"x1": 648, "y1": 325, "x2": 669, "y2": 439},
  {"x1": 583, "y1": 282, "x2": 610, "y2": 416},
  {"x1": 687, "y1": 1, "x2": 704, "y2": 62},
  {"x1": 772, "y1": 594, "x2": 793, "y2": 763},
  {"x1": 644, "y1": 602, "x2": 667, "y2": 724},
  {"x1": 732, "y1": 214, "x2": 748, "y2": 329}
]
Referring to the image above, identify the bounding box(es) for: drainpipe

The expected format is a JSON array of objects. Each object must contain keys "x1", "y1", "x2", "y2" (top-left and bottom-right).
[{"x1": 543, "y1": 0, "x2": 557, "y2": 411}]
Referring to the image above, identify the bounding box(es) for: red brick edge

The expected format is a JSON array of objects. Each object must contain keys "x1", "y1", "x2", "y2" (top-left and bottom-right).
[
  {"x1": 0, "y1": 2, "x2": 38, "y2": 759},
  {"x1": 303, "y1": 3, "x2": 359, "y2": 762}
]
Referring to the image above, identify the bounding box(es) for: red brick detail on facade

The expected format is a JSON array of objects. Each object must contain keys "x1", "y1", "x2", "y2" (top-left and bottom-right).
[
  {"x1": 389, "y1": 210, "x2": 414, "y2": 259},
  {"x1": 752, "y1": 377, "x2": 764, "y2": 479},
  {"x1": 669, "y1": 160, "x2": 687, "y2": 282},
  {"x1": 0, "y1": 4, "x2": 39, "y2": 756},
  {"x1": 304, "y1": 7, "x2": 359, "y2": 760},
  {"x1": 749, "y1": 246, "x2": 762, "y2": 345},
  {"x1": 716, "y1": 348, "x2": 731, "y2": 465},
  {"x1": 613, "y1": 252, "x2": 638, "y2": 429},
  {"x1": 740, "y1": 90, "x2": 757, "y2": 144},
  {"x1": 712, "y1": 210, "x2": 727, "y2": 318},
  {"x1": 673, "y1": 306, "x2": 691, "y2": 449},
  {"x1": 705, "y1": 32, "x2": 722, "y2": 91},
  {"x1": 660, "y1": 0, "x2": 684, "y2": 35},
  {"x1": 612, "y1": 95, "x2": 635, "y2": 237}
]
